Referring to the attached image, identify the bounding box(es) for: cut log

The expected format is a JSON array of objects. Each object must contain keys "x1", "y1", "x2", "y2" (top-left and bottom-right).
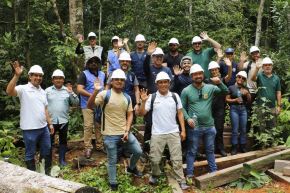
[
  {"x1": 266, "y1": 169, "x2": 290, "y2": 184},
  {"x1": 195, "y1": 147, "x2": 290, "y2": 190},
  {"x1": 274, "y1": 160, "x2": 290, "y2": 172},
  {"x1": 165, "y1": 171, "x2": 183, "y2": 193},
  {"x1": 183, "y1": 146, "x2": 286, "y2": 176},
  {"x1": 0, "y1": 160, "x2": 85, "y2": 193},
  {"x1": 283, "y1": 166, "x2": 290, "y2": 177}
]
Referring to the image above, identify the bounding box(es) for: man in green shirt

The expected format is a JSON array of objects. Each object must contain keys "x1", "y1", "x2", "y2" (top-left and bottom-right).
[
  {"x1": 186, "y1": 32, "x2": 221, "y2": 78},
  {"x1": 251, "y1": 57, "x2": 281, "y2": 129},
  {"x1": 181, "y1": 64, "x2": 228, "y2": 180}
]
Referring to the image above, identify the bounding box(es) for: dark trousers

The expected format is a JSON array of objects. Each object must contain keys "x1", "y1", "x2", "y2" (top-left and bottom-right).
[
  {"x1": 246, "y1": 93, "x2": 256, "y2": 132},
  {"x1": 143, "y1": 112, "x2": 152, "y2": 154},
  {"x1": 51, "y1": 123, "x2": 68, "y2": 146},
  {"x1": 213, "y1": 107, "x2": 225, "y2": 151}
]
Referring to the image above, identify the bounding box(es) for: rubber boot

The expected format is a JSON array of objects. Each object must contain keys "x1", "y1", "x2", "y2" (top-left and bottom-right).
[
  {"x1": 231, "y1": 145, "x2": 238, "y2": 155},
  {"x1": 44, "y1": 155, "x2": 52, "y2": 176},
  {"x1": 240, "y1": 144, "x2": 247, "y2": 153},
  {"x1": 59, "y1": 144, "x2": 67, "y2": 166},
  {"x1": 26, "y1": 159, "x2": 36, "y2": 171}
]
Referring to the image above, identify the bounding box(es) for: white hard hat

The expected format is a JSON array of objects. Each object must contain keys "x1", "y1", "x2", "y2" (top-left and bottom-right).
[
  {"x1": 28, "y1": 65, "x2": 44, "y2": 75},
  {"x1": 52, "y1": 69, "x2": 65, "y2": 78},
  {"x1": 190, "y1": 64, "x2": 204, "y2": 74},
  {"x1": 87, "y1": 32, "x2": 96, "y2": 38},
  {"x1": 168, "y1": 38, "x2": 179, "y2": 45},
  {"x1": 135, "y1": 34, "x2": 146, "y2": 42},
  {"x1": 111, "y1": 36, "x2": 119, "y2": 41},
  {"x1": 262, "y1": 57, "x2": 273, "y2": 65},
  {"x1": 208, "y1": 61, "x2": 220, "y2": 70},
  {"x1": 152, "y1": 47, "x2": 164, "y2": 56},
  {"x1": 192, "y1": 36, "x2": 202, "y2": 44},
  {"x1": 155, "y1": 71, "x2": 171, "y2": 83},
  {"x1": 250, "y1": 46, "x2": 260, "y2": 53},
  {"x1": 119, "y1": 52, "x2": 131, "y2": 61},
  {"x1": 111, "y1": 69, "x2": 126, "y2": 80},
  {"x1": 236, "y1": 71, "x2": 247, "y2": 79}
]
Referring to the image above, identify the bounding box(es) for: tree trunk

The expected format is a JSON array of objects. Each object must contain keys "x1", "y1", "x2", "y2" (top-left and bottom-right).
[
  {"x1": 98, "y1": 0, "x2": 102, "y2": 46},
  {"x1": 255, "y1": 0, "x2": 265, "y2": 46},
  {"x1": 69, "y1": 0, "x2": 84, "y2": 37},
  {"x1": 25, "y1": 0, "x2": 31, "y2": 67},
  {"x1": 188, "y1": 0, "x2": 193, "y2": 33},
  {"x1": 51, "y1": 0, "x2": 65, "y2": 37}
]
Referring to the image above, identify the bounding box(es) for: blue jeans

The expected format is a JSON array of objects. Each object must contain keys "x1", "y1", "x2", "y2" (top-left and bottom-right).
[
  {"x1": 186, "y1": 126, "x2": 217, "y2": 176},
  {"x1": 230, "y1": 105, "x2": 247, "y2": 145},
  {"x1": 104, "y1": 133, "x2": 142, "y2": 184},
  {"x1": 22, "y1": 126, "x2": 51, "y2": 161}
]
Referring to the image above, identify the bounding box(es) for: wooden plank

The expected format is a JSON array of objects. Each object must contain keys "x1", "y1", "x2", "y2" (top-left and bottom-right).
[
  {"x1": 0, "y1": 160, "x2": 85, "y2": 193},
  {"x1": 165, "y1": 171, "x2": 183, "y2": 193},
  {"x1": 283, "y1": 166, "x2": 290, "y2": 176},
  {"x1": 183, "y1": 146, "x2": 286, "y2": 176},
  {"x1": 195, "y1": 148, "x2": 290, "y2": 190},
  {"x1": 266, "y1": 169, "x2": 290, "y2": 184},
  {"x1": 274, "y1": 160, "x2": 290, "y2": 172}
]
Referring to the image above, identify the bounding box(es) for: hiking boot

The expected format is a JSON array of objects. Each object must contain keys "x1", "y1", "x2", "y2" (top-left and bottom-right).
[
  {"x1": 149, "y1": 176, "x2": 158, "y2": 185},
  {"x1": 59, "y1": 144, "x2": 67, "y2": 166},
  {"x1": 126, "y1": 167, "x2": 143, "y2": 177},
  {"x1": 109, "y1": 183, "x2": 118, "y2": 191},
  {"x1": 240, "y1": 144, "x2": 247, "y2": 153},
  {"x1": 180, "y1": 182, "x2": 190, "y2": 190},
  {"x1": 231, "y1": 145, "x2": 238, "y2": 155},
  {"x1": 26, "y1": 159, "x2": 36, "y2": 171},
  {"x1": 219, "y1": 149, "x2": 227, "y2": 157}
]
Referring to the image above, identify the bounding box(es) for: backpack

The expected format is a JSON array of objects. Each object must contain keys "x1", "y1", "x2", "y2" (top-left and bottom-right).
[{"x1": 99, "y1": 89, "x2": 131, "y2": 131}]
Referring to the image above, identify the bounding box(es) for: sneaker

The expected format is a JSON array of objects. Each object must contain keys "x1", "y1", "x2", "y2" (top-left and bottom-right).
[
  {"x1": 149, "y1": 176, "x2": 158, "y2": 185},
  {"x1": 109, "y1": 183, "x2": 118, "y2": 191},
  {"x1": 126, "y1": 167, "x2": 143, "y2": 177},
  {"x1": 180, "y1": 182, "x2": 190, "y2": 190}
]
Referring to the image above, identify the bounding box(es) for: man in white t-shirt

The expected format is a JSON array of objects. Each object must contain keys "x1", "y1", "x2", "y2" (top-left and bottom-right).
[
  {"x1": 6, "y1": 61, "x2": 54, "y2": 175},
  {"x1": 139, "y1": 71, "x2": 189, "y2": 190}
]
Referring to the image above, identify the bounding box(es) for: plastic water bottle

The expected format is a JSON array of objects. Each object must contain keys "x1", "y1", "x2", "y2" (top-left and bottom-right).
[
  {"x1": 192, "y1": 113, "x2": 198, "y2": 128},
  {"x1": 237, "y1": 89, "x2": 243, "y2": 104}
]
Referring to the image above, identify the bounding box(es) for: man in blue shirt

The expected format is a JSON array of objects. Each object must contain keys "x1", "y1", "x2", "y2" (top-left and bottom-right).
[{"x1": 46, "y1": 69, "x2": 79, "y2": 166}]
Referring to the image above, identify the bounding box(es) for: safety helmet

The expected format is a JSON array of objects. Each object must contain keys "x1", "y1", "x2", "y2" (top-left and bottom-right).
[
  {"x1": 111, "y1": 36, "x2": 119, "y2": 42},
  {"x1": 192, "y1": 36, "x2": 202, "y2": 44},
  {"x1": 119, "y1": 52, "x2": 131, "y2": 61},
  {"x1": 190, "y1": 64, "x2": 204, "y2": 74},
  {"x1": 168, "y1": 38, "x2": 179, "y2": 45},
  {"x1": 225, "y1": 48, "x2": 234, "y2": 53},
  {"x1": 236, "y1": 71, "x2": 247, "y2": 79},
  {"x1": 152, "y1": 47, "x2": 164, "y2": 56},
  {"x1": 135, "y1": 34, "x2": 146, "y2": 42},
  {"x1": 52, "y1": 69, "x2": 65, "y2": 78},
  {"x1": 262, "y1": 57, "x2": 273, "y2": 65},
  {"x1": 208, "y1": 61, "x2": 220, "y2": 70},
  {"x1": 250, "y1": 46, "x2": 260, "y2": 53},
  {"x1": 28, "y1": 65, "x2": 44, "y2": 75},
  {"x1": 87, "y1": 32, "x2": 96, "y2": 38},
  {"x1": 111, "y1": 69, "x2": 126, "y2": 80},
  {"x1": 155, "y1": 71, "x2": 171, "y2": 83}
]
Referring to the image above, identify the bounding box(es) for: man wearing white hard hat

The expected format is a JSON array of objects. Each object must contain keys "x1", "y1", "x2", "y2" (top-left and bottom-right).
[
  {"x1": 251, "y1": 57, "x2": 281, "y2": 130},
  {"x1": 181, "y1": 64, "x2": 228, "y2": 181},
  {"x1": 75, "y1": 32, "x2": 103, "y2": 65},
  {"x1": 164, "y1": 38, "x2": 184, "y2": 74},
  {"x1": 91, "y1": 69, "x2": 143, "y2": 191},
  {"x1": 139, "y1": 72, "x2": 189, "y2": 190},
  {"x1": 6, "y1": 62, "x2": 53, "y2": 175},
  {"x1": 143, "y1": 42, "x2": 173, "y2": 154},
  {"x1": 130, "y1": 34, "x2": 147, "y2": 89},
  {"x1": 186, "y1": 31, "x2": 221, "y2": 79},
  {"x1": 77, "y1": 56, "x2": 106, "y2": 158},
  {"x1": 107, "y1": 35, "x2": 130, "y2": 75},
  {"x1": 45, "y1": 69, "x2": 79, "y2": 166}
]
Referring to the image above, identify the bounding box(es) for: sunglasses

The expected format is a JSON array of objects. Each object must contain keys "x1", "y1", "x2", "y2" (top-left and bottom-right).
[
  {"x1": 89, "y1": 37, "x2": 96, "y2": 41},
  {"x1": 113, "y1": 78, "x2": 125, "y2": 82},
  {"x1": 193, "y1": 42, "x2": 202, "y2": 45},
  {"x1": 154, "y1": 54, "x2": 164, "y2": 58},
  {"x1": 198, "y1": 89, "x2": 203, "y2": 99},
  {"x1": 237, "y1": 76, "x2": 246, "y2": 80},
  {"x1": 169, "y1": 44, "x2": 178, "y2": 47},
  {"x1": 31, "y1": 73, "x2": 43, "y2": 77}
]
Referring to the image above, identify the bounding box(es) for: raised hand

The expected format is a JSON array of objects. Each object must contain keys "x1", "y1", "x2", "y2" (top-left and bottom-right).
[
  {"x1": 94, "y1": 78, "x2": 103, "y2": 91},
  {"x1": 147, "y1": 42, "x2": 157, "y2": 55},
  {"x1": 224, "y1": 57, "x2": 232, "y2": 67},
  {"x1": 66, "y1": 84, "x2": 73, "y2": 93},
  {"x1": 216, "y1": 49, "x2": 224, "y2": 59},
  {"x1": 140, "y1": 88, "x2": 149, "y2": 102},
  {"x1": 200, "y1": 31, "x2": 209, "y2": 40},
  {"x1": 118, "y1": 38, "x2": 124, "y2": 48},
  {"x1": 240, "y1": 51, "x2": 248, "y2": 62},
  {"x1": 77, "y1": 34, "x2": 84, "y2": 43},
  {"x1": 210, "y1": 77, "x2": 222, "y2": 85},
  {"x1": 173, "y1": 65, "x2": 183, "y2": 76},
  {"x1": 123, "y1": 38, "x2": 129, "y2": 45},
  {"x1": 12, "y1": 60, "x2": 23, "y2": 77}
]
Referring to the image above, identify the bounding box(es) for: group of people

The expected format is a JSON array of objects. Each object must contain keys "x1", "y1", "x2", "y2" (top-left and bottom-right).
[{"x1": 6, "y1": 31, "x2": 281, "y2": 191}]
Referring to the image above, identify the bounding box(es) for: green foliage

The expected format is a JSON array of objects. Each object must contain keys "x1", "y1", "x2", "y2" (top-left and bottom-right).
[
  {"x1": 68, "y1": 108, "x2": 83, "y2": 140},
  {"x1": 61, "y1": 161, "x2": 173, "y2": 193},
  {"x1": 230, "y1": 164, "x2": 271, "y2": 190}
]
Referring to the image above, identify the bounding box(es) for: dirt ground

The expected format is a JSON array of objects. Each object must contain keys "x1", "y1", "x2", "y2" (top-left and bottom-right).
[{"x1": 53, "y1": 140, "x2": 290, "y2": 193}]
